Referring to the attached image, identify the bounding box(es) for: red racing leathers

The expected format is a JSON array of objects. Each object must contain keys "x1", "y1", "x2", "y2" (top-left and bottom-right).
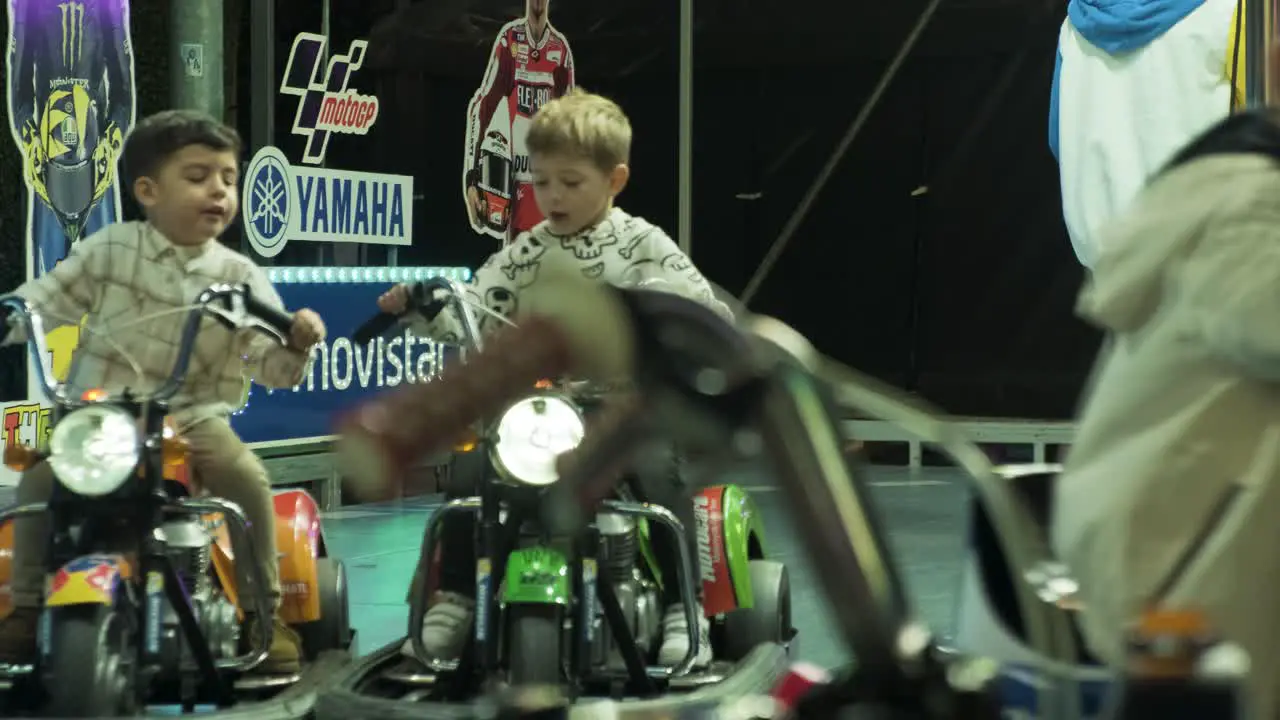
[{"x1": 463, "y1": 19, "x2": 575, "y2": 244}]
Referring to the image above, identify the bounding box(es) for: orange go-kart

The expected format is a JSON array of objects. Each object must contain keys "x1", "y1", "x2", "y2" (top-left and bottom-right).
[{"x1": 0, "y1": 284, "x2": 353, "y2": 717}]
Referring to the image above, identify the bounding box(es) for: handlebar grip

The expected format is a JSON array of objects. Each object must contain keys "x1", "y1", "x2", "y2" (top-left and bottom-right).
[
  {"x1": 242, "y1": 295, "x2": 295, "y2": 337},
  {"x1": 336, "y1": 315, "x2": 576, "y2": 501},
  {"x1": 352, "y1": 312, "x2": 401, "y2": 345}
]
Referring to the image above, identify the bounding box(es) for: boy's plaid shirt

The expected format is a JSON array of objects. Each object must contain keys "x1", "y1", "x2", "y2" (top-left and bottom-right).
[{"x1": 4, "y1": 221, "x2": 311, "y2": 428}]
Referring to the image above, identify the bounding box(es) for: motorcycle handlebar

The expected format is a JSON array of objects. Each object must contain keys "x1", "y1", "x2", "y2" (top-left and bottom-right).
[
  {"x1": 0, "y1": 283, "x2": 294, "y2": 407},
  {"x1": 0, "y1": 296, "x2": 63, "y2": 403},
  {"x1": 352, "y1": 312, "x2": 400, "y2": 345},
  {"x1": 349, "y1": 276, "x2": 486, "y2": 352},
  {"x1": 240, "y1": 290, "x2": 295, "y2": 338}
]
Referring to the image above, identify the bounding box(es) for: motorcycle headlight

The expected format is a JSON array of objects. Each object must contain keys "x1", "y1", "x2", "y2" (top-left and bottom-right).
[
  {"x1": 48, "y1": 405, "x2": 141, "y2": 497},
  {"x1": 491, "y1": 395, "x2": 585, "y2": 487}
]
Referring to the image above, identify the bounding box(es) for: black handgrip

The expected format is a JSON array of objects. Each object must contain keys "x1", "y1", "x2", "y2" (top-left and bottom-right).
[
  {"x1": 353, "y1": 312, "x2": 401, "y2": 345},
  {"x1": 242, "y1": 293, "x2": 295, "y2": 337}
]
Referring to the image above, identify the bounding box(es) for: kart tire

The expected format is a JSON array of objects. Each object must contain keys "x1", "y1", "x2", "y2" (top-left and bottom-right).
[
  {"x1": 298, "y1": 557, "x2": 352, "y2": 659},
  {"x1": 44, "y1": 605, "x2": 135, "y2": 717},
  {"x1": 722, "y1": 560, "x2": 791, "y2": 661},
  {"x1": 506, "y1": 605, "x2": 562, "y2": 688}
]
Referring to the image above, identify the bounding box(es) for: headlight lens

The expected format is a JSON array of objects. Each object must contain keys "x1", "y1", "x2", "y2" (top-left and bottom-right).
[
  {"x1": 48, "y1": 405, "x2": 141, "y2": 497},
  {"x1": 492, "y1": 395, "x2": 585, "y2": 487}
]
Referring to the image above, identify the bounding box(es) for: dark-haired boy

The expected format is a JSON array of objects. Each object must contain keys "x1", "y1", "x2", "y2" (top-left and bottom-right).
[{"x1": 0, "y1": 109, "x2": 326, "y2": 673}]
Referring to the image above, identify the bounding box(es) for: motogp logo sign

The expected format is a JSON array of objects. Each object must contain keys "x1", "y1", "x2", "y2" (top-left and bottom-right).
[{"x1": 280, "y1": 32, "x2": 381, "y2": 166}]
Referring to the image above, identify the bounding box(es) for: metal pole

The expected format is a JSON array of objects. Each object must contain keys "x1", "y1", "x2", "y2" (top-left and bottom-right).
[
  {"x1": 1270, "y1": 0, "x2": 1277, "y2": 105},
  {"x1": 249, "y1": 0, "x2": 276, "y2": 259},
  {"x1": 1246, "y1": 0, "x2": 1269, "y2": 106},
  {"x1": 738, "y1": 0, "x2": 942, "y2": 306},
  {"x1": 321, "y1": 0, "x2": 340, "y2": 268},
  {"x1": 249, "y1": 0, "x2": 276, "y2": 151},
  {"x1": 677, "y1": 0, "x2": 693, "y2": 257},
  {"x1": 387, "y1": 0, "x2": 409, "y2": 268},
  {"x1": 171, "y1": 0, "x2": 225, "y2": 116}
]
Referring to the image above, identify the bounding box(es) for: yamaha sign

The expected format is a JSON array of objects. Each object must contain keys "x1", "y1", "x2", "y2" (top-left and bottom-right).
[
  {"x1": 242, "y1": 146, "x2": 412, "y2": 258},
  {"x1": 243, "y1": 31, "x2": 413, "y2": 259}
]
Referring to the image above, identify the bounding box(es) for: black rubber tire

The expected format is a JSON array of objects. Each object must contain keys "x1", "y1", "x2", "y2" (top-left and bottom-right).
[
  {"x1": 298, "y1": 557, "x2": 352, "y2": 659},
  {"x1": 43, "y1": 605, "x2": 135, "y2": 717},
  {"x1": 506, "y1": 605, "x2": 562, "y2": 688},
  {"x1": 722, "y1": 559, "x2": 791, "y2": 661}
]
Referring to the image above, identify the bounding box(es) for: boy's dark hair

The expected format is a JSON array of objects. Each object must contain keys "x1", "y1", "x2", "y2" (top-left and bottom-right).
[{"x1": 121, "y1": 109, "x2": 242, "y2": 188}]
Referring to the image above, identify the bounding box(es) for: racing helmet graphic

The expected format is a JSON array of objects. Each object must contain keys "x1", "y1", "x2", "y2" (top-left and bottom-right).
[
  {"x1": 477, "y1": 130, "x2": 513, "y2": 232},
  {"x1": 38, "y1": 86, "x2": 103, "y2": 244}
]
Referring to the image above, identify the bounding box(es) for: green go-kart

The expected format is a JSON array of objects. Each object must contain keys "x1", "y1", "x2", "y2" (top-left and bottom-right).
[{"x1": 317, "y1": 277, "x2": 795, "y2": 715}]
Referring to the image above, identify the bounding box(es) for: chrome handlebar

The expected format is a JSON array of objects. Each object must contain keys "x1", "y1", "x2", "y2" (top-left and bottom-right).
[
  {"x1": 0, "y1": 283, "x2": 292, "y2": 407},
  {"x1": 414, "y1": 276, "x2": 485, "y2": 355}
]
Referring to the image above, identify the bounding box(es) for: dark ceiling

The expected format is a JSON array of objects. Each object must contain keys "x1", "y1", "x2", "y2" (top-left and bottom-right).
[{"x1": 367, "y1": 0, "x2": 1062, "y2": 76}]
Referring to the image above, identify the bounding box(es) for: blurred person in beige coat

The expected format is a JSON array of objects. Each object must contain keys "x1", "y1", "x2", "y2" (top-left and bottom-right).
[{"x1": 1052, "y1": 69, "x2": 1280, "y2": 714}]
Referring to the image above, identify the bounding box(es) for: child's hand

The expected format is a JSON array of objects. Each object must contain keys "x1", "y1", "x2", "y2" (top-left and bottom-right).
[
  {"x1": 289, "y1": 309, "x2": 326, "y2": 350},
  {"x1": 377, "y1": 284, "x2": 410, "y2": 314}
]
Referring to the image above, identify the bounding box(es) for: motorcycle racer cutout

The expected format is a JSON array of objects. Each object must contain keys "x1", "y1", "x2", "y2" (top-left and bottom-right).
[{"x1": 462, "y1": 0, "x2": 574, "y2": 245}]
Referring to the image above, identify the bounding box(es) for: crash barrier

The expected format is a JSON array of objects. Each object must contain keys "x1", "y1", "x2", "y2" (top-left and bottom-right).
[
  {"x1": 253, "y1": 437, "x2": 343, "y2": 511},
  {"x1": 844, "y1": 418, "x2": 1075, "y2": 469},
  {"x1": 254, "y1": 438, "x2": 456, "y2": 512}
]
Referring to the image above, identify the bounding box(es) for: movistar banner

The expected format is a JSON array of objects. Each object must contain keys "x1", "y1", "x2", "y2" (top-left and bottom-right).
[{"x1": 229, "y1": 266, "x2": 467, "y2": 444}]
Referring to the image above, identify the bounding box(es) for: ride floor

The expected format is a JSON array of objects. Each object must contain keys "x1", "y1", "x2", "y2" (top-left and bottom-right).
[{"x1": 325, "y1": 464, "x2": 971, "y2": 670}]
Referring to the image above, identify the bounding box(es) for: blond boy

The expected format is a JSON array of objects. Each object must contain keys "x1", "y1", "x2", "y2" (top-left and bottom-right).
[{"x1": 379, "y1": 89, "x2": 728, "y2": 668}]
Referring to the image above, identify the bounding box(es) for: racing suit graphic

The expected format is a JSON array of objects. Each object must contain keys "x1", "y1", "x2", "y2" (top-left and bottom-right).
[
  {"x1": 463, "y1": 18, "x2": 574, "y2": 245},
  {"x1": 6, "y1": 0, "x2": 135, "y2": 278}
]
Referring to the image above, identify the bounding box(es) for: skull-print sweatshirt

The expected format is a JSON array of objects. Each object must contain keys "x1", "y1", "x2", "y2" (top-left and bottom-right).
[{"x1": 406, "y1": 207, "x2": 734, "y2": 345}]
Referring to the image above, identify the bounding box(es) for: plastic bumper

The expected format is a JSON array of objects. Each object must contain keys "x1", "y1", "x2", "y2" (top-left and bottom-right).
[{"x1": 316, "y1": 639, "x2": 791, "y2": 719}]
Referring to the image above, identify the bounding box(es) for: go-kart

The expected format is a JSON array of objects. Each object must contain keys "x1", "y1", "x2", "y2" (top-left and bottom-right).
[
  {"x1": 0, "y1": 284, "x2": 354, "y2": 717},
  {"x1": 316, "y1": 277, "x2": 795, "y2": 717}
]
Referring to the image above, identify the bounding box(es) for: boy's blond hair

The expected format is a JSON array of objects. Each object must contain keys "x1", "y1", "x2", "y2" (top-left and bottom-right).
[{"x1": 526, "y1": 88, "x2": 631, "y2": 172}]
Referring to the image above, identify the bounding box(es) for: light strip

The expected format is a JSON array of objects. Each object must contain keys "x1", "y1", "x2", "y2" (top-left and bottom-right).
[{"x1": 265, "y1": 266, "x2": 473, "y2": 284}]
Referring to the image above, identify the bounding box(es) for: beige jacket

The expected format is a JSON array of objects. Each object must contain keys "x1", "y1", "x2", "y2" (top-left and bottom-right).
[{"x1": 1052, "y1": 154, "x2": 1280, "y2": 716}]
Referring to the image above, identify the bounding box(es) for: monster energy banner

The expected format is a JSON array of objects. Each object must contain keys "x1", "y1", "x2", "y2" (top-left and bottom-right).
[
  {"x1": 2, "y1": 0, "x2": 136, "y2": 474},
  {"x1": 7, "y1": 0, "x2": 135, "y2": 279}
]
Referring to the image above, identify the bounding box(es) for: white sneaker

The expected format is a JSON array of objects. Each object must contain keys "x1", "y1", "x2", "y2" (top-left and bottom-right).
[
  {"x1": 657, "y1": 603, "x2": 713, "y2": 668},
  {"x1": 399, "y1": 592, "x2": 476, "y2": 662}
]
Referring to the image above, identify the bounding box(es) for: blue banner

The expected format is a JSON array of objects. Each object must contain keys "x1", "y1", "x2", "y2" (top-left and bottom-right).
[{"x1": 230, "y1": 268, "x2": 467, "y2": 444}]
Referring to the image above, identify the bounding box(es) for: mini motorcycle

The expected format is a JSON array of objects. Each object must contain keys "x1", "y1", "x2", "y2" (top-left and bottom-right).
[
  {"x1": 0, "y1": 284, "x2": 353, "y2": 716},
  {"x1": 336, "y1": 277, "x2": 794, "y2": 703}
]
